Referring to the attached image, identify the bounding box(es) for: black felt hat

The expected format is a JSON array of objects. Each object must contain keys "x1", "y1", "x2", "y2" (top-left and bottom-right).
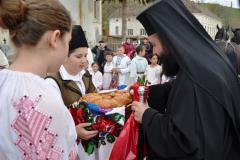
[{"x1": 69, "y1": 25, "x2": 89, "y2": 52}]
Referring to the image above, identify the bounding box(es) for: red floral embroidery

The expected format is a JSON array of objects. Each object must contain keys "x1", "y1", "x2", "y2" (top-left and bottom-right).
[{"x1": 11, "y1": 96, "x2": 63, "y2": 160}]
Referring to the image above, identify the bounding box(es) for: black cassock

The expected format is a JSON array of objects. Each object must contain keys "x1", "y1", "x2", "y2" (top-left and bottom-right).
[
  {"x1": 148, "y1": 81, "x2": 174, "y2": 114},
  {"x1": 137, "y1": 0, "x2": 240, "y2": 159}
]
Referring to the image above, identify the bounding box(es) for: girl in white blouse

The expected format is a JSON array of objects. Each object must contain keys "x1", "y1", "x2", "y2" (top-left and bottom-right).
[
  {"x1": 145, "y1": 54, "x2": 162, "y2": 85},
  {"x1": 90, "y1": 62, "x2": 103, "y2": 91},
  {"x1": 0, "y1": 1, "x2": 78, "y2": 159},
  {"x1": 103, "y1": 51, "x2": 114, "y2": 90}
]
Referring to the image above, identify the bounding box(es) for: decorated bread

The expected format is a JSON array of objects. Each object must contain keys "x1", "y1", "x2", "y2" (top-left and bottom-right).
[{"x1": 80, "y1": 90, "x2": 132, "y2": 108}]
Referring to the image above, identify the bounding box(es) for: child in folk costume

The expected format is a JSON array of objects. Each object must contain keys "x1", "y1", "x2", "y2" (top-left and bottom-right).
[
  {"x1": 145, "y1": 54, "x2": 162, "y2": 85},
  {"x1": 112, "y1": 45, "x2": 131, "y2": 86},
  {"x1": 0, "y1": 1, "x2": 79, "y2": 159},
  {"x1": 129, "y1": 45, "x2": 148, "y2": 83},
  {"x1": 90, "y1": 62, "x2": 103, "y2": 91},
  {"x1": 103, "y1": 50, "x2": 114, "y2": 90},
  {"x1": 46, "y1": 25, "x2": 100, "y2": 159},
  {"x1": 46, "y1": 25, "x2": 96, "y2": 106}
]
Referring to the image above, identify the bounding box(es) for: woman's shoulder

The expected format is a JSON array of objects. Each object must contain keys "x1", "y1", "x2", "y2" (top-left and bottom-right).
[
  {"x1": 0, "y1": 69, "x2": 44, "y2": 85},
  {"x1": 0, "y1": 70, "x2": 62, "y2": 99}
]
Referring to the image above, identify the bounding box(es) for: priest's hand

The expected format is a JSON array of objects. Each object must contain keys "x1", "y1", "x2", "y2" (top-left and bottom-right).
[
  {"x1": 75, "y1": 123, "x2": 98, "y2": 140},
  {"x1": 131, "y1": 101, "x2": 149, "y2": 123}
]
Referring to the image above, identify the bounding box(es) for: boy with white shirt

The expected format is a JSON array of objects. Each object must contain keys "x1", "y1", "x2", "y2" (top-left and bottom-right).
[
  {"x1": 129, "y1": 45, "x2": 148, "y2": 83},
  {"x1": 112, "y1": 45, "x2": 131, "y2": 86}
]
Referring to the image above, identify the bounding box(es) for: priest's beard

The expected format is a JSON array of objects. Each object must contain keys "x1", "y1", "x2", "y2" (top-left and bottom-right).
[{"x1": 159, "y1": 53, "x2": 179, "y2": 77}]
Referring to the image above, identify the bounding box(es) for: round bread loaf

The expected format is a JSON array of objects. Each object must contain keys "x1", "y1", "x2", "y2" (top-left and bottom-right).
[{"x1": 80, "y1": 90, "x2": 132, "y2": 108}]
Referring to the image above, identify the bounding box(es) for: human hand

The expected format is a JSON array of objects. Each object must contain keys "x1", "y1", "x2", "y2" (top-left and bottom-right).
[
  {"x1": 75, "y1": 123, "x2": 98, "y2": 140},
  {"x1": 115, "y1": 68, "x2": 121, "y2": 73},
  {"x1": 127, "y1": 83, "x2": 135, "y2": 93},
  {"x1": 131, "y1": 101, "x2": 149, "y2": 123}
]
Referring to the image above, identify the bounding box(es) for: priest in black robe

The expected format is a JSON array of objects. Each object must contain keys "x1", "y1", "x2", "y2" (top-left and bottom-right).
[{"x1": 131, "y1": 0, "x2": 240, "y2": 159}]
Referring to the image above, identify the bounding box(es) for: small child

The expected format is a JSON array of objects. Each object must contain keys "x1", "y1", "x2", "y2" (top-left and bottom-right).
[
  {"x1": 129, "y1": 45, "x2": 148, "y2": 83},
  {"x1": 145, "y1": 54, "x2": 162, "y2": 85},
  {"x1": 90, "y1": 62, "x2": 103, "y2": 91},
  {"x1": 103, "y1": 51, "x2": 114, "y2": 90},
  {"x1": 112, "y1": 45, "x2": 131, "y2": 86}
]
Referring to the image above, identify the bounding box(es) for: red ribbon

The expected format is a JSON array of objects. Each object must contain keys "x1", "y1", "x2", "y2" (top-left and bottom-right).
[{"x1": 132, "y1": 83, "x2": 149, "y2": 102}]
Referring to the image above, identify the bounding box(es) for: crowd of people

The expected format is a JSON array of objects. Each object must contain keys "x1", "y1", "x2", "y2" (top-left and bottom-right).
[
  {"x1": 1, "y1": 0, "x2": 240, "y2": 160},
  {"x1": 87, "y1": 38, "x2": 172, "y2": 91}
]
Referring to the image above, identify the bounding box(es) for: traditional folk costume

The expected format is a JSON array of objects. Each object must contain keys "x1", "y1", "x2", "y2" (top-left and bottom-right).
[
  {"x1": 46, "y1": 25, "x2": 97, "y2": 159},
  {"x1": 46, "y1": 65, "x2": 95, "y2": 106},
  {"x1": 46, "y1": 25, "x2": 96, "y2": 106},
  {"x1": 129, "y1": 55, "x2": 148, "y2": 83},
  {"x1": 0, "y1": 69, "x2": 78, "y2": 160},
  {"x1": 112, "y1": 55, "x2": 131, "y2": 86}
]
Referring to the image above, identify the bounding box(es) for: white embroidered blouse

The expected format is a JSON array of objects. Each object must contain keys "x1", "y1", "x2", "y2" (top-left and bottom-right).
[{"x1": 0, "y1": 69, "x2": 77, "y2": 160}]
